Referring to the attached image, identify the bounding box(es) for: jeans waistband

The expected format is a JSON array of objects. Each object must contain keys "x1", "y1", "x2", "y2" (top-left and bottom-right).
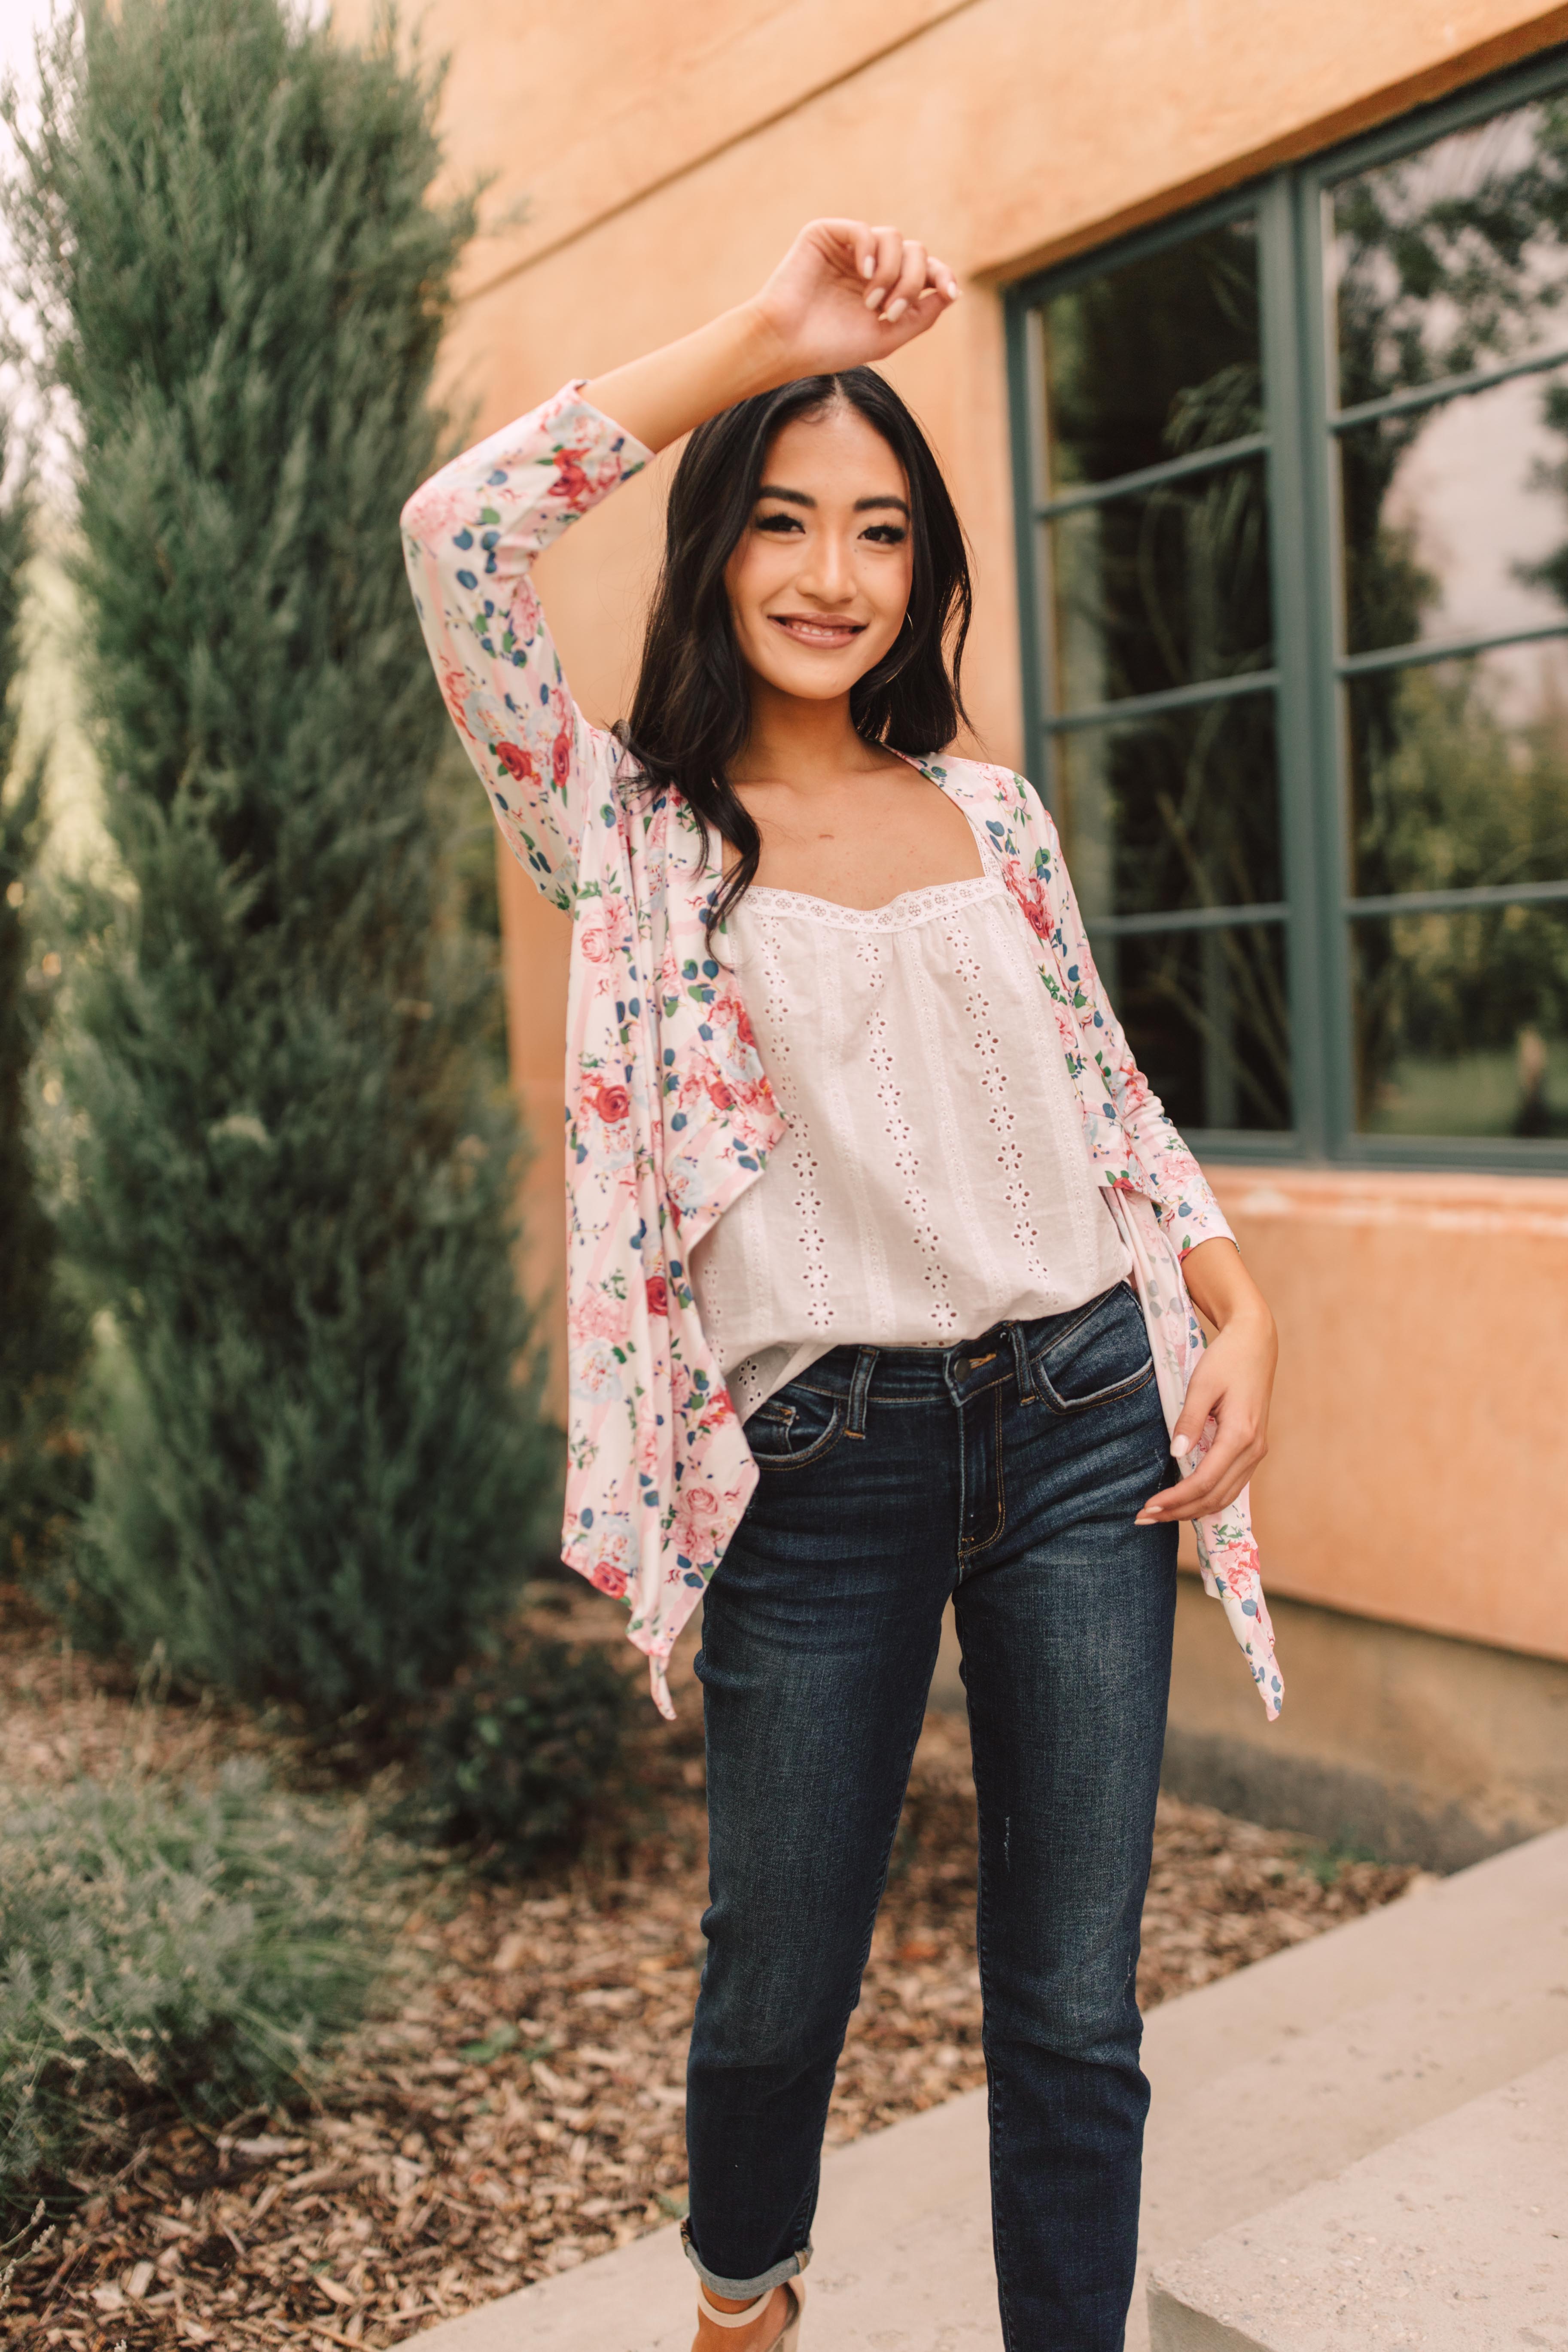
[{"x1": 787, "y1": 1281, "x2": 1133, "y2": 1416}]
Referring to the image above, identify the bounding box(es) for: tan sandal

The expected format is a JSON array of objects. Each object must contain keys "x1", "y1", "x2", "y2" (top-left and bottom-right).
[{"x1": 696, "y1": 2276, "x2": 805, "y2": 2349}]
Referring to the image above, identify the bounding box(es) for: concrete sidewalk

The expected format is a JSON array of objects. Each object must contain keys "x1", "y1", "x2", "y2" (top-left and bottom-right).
[
  {"x1": 404, "y1": 1823, "x2": 1568, "y2": 2351},
  {"x1": 1148, "y1": 2050, "x2": 1568, "y2": 2350}
]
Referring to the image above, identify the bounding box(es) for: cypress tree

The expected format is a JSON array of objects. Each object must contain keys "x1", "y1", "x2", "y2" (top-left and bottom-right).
[
  {"x1": 0, "y1": 419, "x2": 88, "y2": 1579},
  {"x1": 5, "y1": 0, "x2": 557, "y2": 1723}
]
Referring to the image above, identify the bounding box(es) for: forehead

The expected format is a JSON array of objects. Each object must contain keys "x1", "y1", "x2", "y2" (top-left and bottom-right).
[{"x1": 761, "y1": 403, "x2": 908, "y2": 499}]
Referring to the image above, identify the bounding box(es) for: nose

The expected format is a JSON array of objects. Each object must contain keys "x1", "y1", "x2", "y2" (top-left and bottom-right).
[{"x1": 795, "y1": 527, "x2": 856, "y2": 605}]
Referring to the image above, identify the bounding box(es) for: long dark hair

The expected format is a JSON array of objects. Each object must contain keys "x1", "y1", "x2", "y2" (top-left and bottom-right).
[{"x1": 617, "y1": 368, "x2": 973, "y2": 937}]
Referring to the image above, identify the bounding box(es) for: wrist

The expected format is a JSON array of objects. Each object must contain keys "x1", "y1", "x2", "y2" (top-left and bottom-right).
[
  {"x1": 722, "y1": 297, "x2": 796, "y2": 398},
  {"x1": 1212, "y1": 1297, "x2": 1274, "y2": 1338}
]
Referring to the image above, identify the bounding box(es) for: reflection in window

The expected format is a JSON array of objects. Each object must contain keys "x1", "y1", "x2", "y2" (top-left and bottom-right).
[
  {"x1": 1338, "y1": 371, "x2": 1568, "y2": 657},
  {"x1": 1353, "y1": 904, "x2": 1568, "y2": 1138},
  {"x1": 1016, "y1": 62, "x2": 1568, "y2": 1162},
  {"x1": 1042, "y1": 219, "x2": 1262, "y2": 489},
  {"x1": 1056, "y1": 694, "x2": 1282, "y2": 922},
  {"x1": 1050, "y1": 458, "x2": 1272, "y2": 708},
  {"x1": 1331, "y1": 100, "x2": 1568, "y2": 411},
  {"x1": 1111, "y1": 925, "x2": 1291, "y2": 1135},
  {"x1": 1347, "y1": 654, "x2": 1568, "y2": 902},
  {"x1": 1329, "y1": 94, "x2": 1568, "y2": 1138},
  {"x1": 1032, "y1": 211, "x2": 1283, "y2": 1138}
]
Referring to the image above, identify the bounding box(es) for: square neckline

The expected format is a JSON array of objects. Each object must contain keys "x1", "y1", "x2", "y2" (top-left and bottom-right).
[{"x1": 723, "y1": 756, "x2": 1001, "y2": 925}]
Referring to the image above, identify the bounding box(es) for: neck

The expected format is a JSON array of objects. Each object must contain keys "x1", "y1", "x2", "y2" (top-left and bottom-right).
[{"x1": 731, "y1": 679, "x2": 886, "y2": 788}]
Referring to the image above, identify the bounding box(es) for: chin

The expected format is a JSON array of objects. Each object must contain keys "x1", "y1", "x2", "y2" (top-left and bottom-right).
[{"x1": 771, "y1": 665, "x2": 865, "y2": 701}]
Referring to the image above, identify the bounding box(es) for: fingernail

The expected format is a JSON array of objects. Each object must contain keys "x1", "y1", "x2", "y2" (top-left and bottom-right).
[
  {"x1": 864, "y1": 286, "x2": 884, "y2": 308},
  {"x1": 1135, "y1": 1513, "x2": 1158, "y2": 1526},
  {"x1": 1171, "y1": 1435, "x2": 1191, "y2": 1456},
  {"x1": 884, "y1": 298, "x2": 907, "y2": 323},
  {"x1": 862, "y1": 254, "x2": 875, "y2": 277}
]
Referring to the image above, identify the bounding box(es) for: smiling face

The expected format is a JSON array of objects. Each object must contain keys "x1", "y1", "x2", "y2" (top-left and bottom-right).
[{"x1": 724, "y1": 399, "x2": 914, "y2": 706}]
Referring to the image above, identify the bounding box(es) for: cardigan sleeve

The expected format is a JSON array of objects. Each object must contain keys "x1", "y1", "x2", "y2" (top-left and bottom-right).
[
  {"x1": 400, "y1": 382, "x2": 653, "y2": 912},
  {"x1": 1033, "y1": 790, "x2": 1236, "y2": 1256}
]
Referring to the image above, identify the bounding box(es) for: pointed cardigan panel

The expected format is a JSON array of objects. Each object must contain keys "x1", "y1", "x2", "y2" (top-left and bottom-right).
[{"x1": 402, "y1": 384, "x2": 1282, "y2": 1722}]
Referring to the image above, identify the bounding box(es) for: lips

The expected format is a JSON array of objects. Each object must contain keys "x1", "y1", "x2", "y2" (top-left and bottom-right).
[{"x1": 767, "y1": 614, "x2": 866, "y2": 648}]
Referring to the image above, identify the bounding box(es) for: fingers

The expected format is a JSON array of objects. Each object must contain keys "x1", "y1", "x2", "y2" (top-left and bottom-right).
[
  {"x1": 926, "y1": 252, "x2": 961, "y2": 303},
  {"x1": 879, "y1": 238, "x2": 928, "y2": 326},
  {"x1": 862, "y1": 224, "x2": 905, "y2": 311},
  {"x1": 1135, "y1": 1425, "x2": 1262, "y2": 1525}
]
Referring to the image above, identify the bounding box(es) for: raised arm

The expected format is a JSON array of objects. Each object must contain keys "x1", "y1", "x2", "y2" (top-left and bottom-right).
[
  {"x1": 400, "y1": 386, "x2": 652, "y2": 910},
  {"x1": 402, "y1": 225, "x2": 959, "y2": 906},
  {"x1": 582, "y1": 220, "x2": 961, "y2": 456}
]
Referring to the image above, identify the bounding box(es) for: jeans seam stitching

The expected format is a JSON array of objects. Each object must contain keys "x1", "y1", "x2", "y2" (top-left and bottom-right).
[
  {"x1": 752, "y1": 1409, "x2": 848, "y2": 1472},
  {"x1": 1035, "y1": 1357, "x2": 1157, "y2": 1418}
]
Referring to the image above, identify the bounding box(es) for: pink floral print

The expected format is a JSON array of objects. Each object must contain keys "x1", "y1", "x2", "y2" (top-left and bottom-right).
[{"x1": 401, "y1": 383, "x2": 1282, "y2": 1722}]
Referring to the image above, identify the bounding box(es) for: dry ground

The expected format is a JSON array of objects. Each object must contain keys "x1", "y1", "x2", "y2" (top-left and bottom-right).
[{"x1": 0, "y1": 1589, "x2": 1419, "y2": 2349}]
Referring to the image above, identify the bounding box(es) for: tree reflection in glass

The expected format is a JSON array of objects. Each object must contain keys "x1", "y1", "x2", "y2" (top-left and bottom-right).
[
  {"x1": 1038, "y1": 217, "x2": 1287, "y2": 1130},
  {"x1": 1331, "y1": 97, "x2": 1568, "y2": 1135}
]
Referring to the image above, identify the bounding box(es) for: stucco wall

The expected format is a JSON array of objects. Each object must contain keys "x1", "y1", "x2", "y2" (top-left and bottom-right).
[{"x1": 357, "y1": 0, "x2": 1568, "y2": 1670}]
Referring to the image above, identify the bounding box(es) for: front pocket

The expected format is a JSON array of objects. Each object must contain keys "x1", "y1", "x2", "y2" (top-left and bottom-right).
[
  {"x1": 1031, "y1": 1287, "x2": 1156, "y2": 1416},
  {"x1": 745, "y1": 1387, "x2": 846, "y2": 1471}
]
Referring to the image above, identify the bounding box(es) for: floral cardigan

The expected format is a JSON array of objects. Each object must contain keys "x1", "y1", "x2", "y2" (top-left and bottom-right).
[{"x1": 401, "y1": 383, "x2": 1283, "y2": 1724}]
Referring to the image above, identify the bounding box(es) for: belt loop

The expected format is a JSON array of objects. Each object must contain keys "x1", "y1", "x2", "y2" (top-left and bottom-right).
[
  {"x1": 1008, "y1": 1319, "x2": 1040, "y2": 1405},
  {"x1": 845, "y1": 1345, "x2": 878, "y2": 1438}
]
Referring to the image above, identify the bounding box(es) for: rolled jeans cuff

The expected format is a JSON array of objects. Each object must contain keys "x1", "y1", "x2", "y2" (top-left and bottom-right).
[{"x1": 681, "y1": 2217, "x2": 812, "y2": 2300}]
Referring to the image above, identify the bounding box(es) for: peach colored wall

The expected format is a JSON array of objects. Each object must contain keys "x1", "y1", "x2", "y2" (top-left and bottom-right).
[
  {"x1": 1204, "y1": 1170, "x2": 1568, "y2": 1664},
  {"x1": 349, "y1": 0, "x2": 1568, "y2": 1661}
]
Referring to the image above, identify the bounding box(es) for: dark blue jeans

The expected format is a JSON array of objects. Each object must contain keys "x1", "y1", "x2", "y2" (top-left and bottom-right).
[{"x1": 683, "y1": 1280, "x2": 1178, "y2": 2350}]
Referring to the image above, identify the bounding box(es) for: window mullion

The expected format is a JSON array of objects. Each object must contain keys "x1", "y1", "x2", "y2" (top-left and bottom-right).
[
  {"x1": 1257, "y1": 169, "x2": 1330, "y2": 1160},
  {"x1": 1004, "y1": 289, "x2": 1053, "y2": 809}
]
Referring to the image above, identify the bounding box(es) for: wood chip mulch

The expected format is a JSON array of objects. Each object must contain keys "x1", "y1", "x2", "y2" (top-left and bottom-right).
[{"x1": 0, "y1": 1590, "x2": 1421, "y2": 2349}]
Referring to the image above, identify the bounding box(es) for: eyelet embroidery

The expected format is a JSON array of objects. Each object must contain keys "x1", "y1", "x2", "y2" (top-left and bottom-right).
[{"x1": 757, "y1": 913, "x2": 831, "y2": 1333}]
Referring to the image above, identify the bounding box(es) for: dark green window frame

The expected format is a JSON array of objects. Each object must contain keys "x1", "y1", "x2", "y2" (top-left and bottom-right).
[{"x1": 1005, "y1": 46, "x2": 1568, "y2": 1171}]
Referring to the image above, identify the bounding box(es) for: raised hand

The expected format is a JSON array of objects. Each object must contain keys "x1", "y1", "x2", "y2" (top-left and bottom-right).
[
  {"x1": 583, "y1": 219, "x2": 961, "y2": 457},
  {"x1": 749, "y1": 219, "x2": 961, "y2": 381}
]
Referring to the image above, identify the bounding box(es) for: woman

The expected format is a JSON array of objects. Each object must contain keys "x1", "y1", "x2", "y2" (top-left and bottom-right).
[{"x1": 402, "y1": 219, "x2": 1281, "y2": 2352}]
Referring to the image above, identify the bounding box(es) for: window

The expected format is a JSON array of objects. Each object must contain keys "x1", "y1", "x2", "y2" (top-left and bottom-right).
[{"x1": 1007, "y1": 53, "x2": 1568, "y2": 1165}]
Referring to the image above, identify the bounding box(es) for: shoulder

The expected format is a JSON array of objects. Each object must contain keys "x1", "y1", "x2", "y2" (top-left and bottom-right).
[{"x1": 922, "y1": 752, "x2": 1063, "y2": 861}]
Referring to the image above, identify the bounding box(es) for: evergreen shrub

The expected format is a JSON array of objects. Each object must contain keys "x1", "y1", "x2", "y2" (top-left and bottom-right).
[
  {"x1": 421, "y1": 1641, "x2": 632, "y2": 1876},
  {"x1": 0, "y1": 419, "x2": 88, "y2": 1580},
  {"x1": 5, "y1": 0, "x2": 558, "y2": 1722},
  {"x1": 0, "y1": 1762, "x2": 384, "y2": 2220}
]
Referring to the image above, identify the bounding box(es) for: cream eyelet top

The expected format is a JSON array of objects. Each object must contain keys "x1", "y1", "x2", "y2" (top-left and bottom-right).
[{"x1": 691, "y1": 820, "x2": 1132, "y2": 1424}]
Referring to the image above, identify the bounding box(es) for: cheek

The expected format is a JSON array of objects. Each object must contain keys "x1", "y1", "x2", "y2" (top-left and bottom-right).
[
  {"x1": 861, "y1": 552, "x2": 913, "y2": 642},
  {"x1": 726, "y1": 537, "x2": 789, "y2": 636}
]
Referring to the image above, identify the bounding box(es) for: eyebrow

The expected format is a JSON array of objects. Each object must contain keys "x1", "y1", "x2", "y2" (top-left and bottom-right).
[{"x1": 755, "y1": 484, "x2": 911, "y2": 517}]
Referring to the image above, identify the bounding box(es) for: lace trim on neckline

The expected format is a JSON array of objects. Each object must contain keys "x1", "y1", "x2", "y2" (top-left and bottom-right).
[{"x1": 745, "y1": 870, "x2": 1004, "y2": 932}]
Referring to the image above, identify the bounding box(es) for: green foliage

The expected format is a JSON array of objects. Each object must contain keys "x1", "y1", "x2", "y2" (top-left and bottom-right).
[
  {"x1": 1328, "y1": 102, "x2": 1568, "y2": 1130},
  {"x1": 0, "y1": 417, "x2": 89, "y2": 1582},
  {"x1": 420, "y1": 1640, "x2": 632, "y2": 1876},
  {"x1": 0, "y1": 1762, "x2": 384, "y2": 2220},
  {"x1": 4, "y1": 0, "x2": 558, "y2": 1721}
]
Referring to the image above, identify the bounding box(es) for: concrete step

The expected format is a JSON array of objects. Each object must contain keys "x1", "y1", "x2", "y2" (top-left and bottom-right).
[
  {"x1": 1147, "y1": 2050, "x2": 1568, "y2": 2350},
  {"x1": 404, "y1": 1824, "x2": 1568, "y2": 2352}
]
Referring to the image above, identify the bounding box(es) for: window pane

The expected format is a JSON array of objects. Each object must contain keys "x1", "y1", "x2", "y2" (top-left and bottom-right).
[
  {"x1": 1353, "y1": 903, "x2": 1568, "y2": 1137},
  {"x1": 1346, "y1": 651, "x2": 1568, "y2": 899},
  {"x1": 1048, "y1": 458, "x2": 1272, "y2": 710},
  {"x1": 1041, "y1": 216, "x2": 1261, "y2": 491},
  {"x1": 1102, "y1": 923, "x2": 1291, "y2": 1133},
  {"x1": 1339, "y1": 368, "x2": 1568, "y2": 657},
  {"x1": 1055, "y1": 691, "x2": 1282, "y2": 923},
  {"x1": 1330, "y1": 97, "x2": 1568, "y2": 412}
]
